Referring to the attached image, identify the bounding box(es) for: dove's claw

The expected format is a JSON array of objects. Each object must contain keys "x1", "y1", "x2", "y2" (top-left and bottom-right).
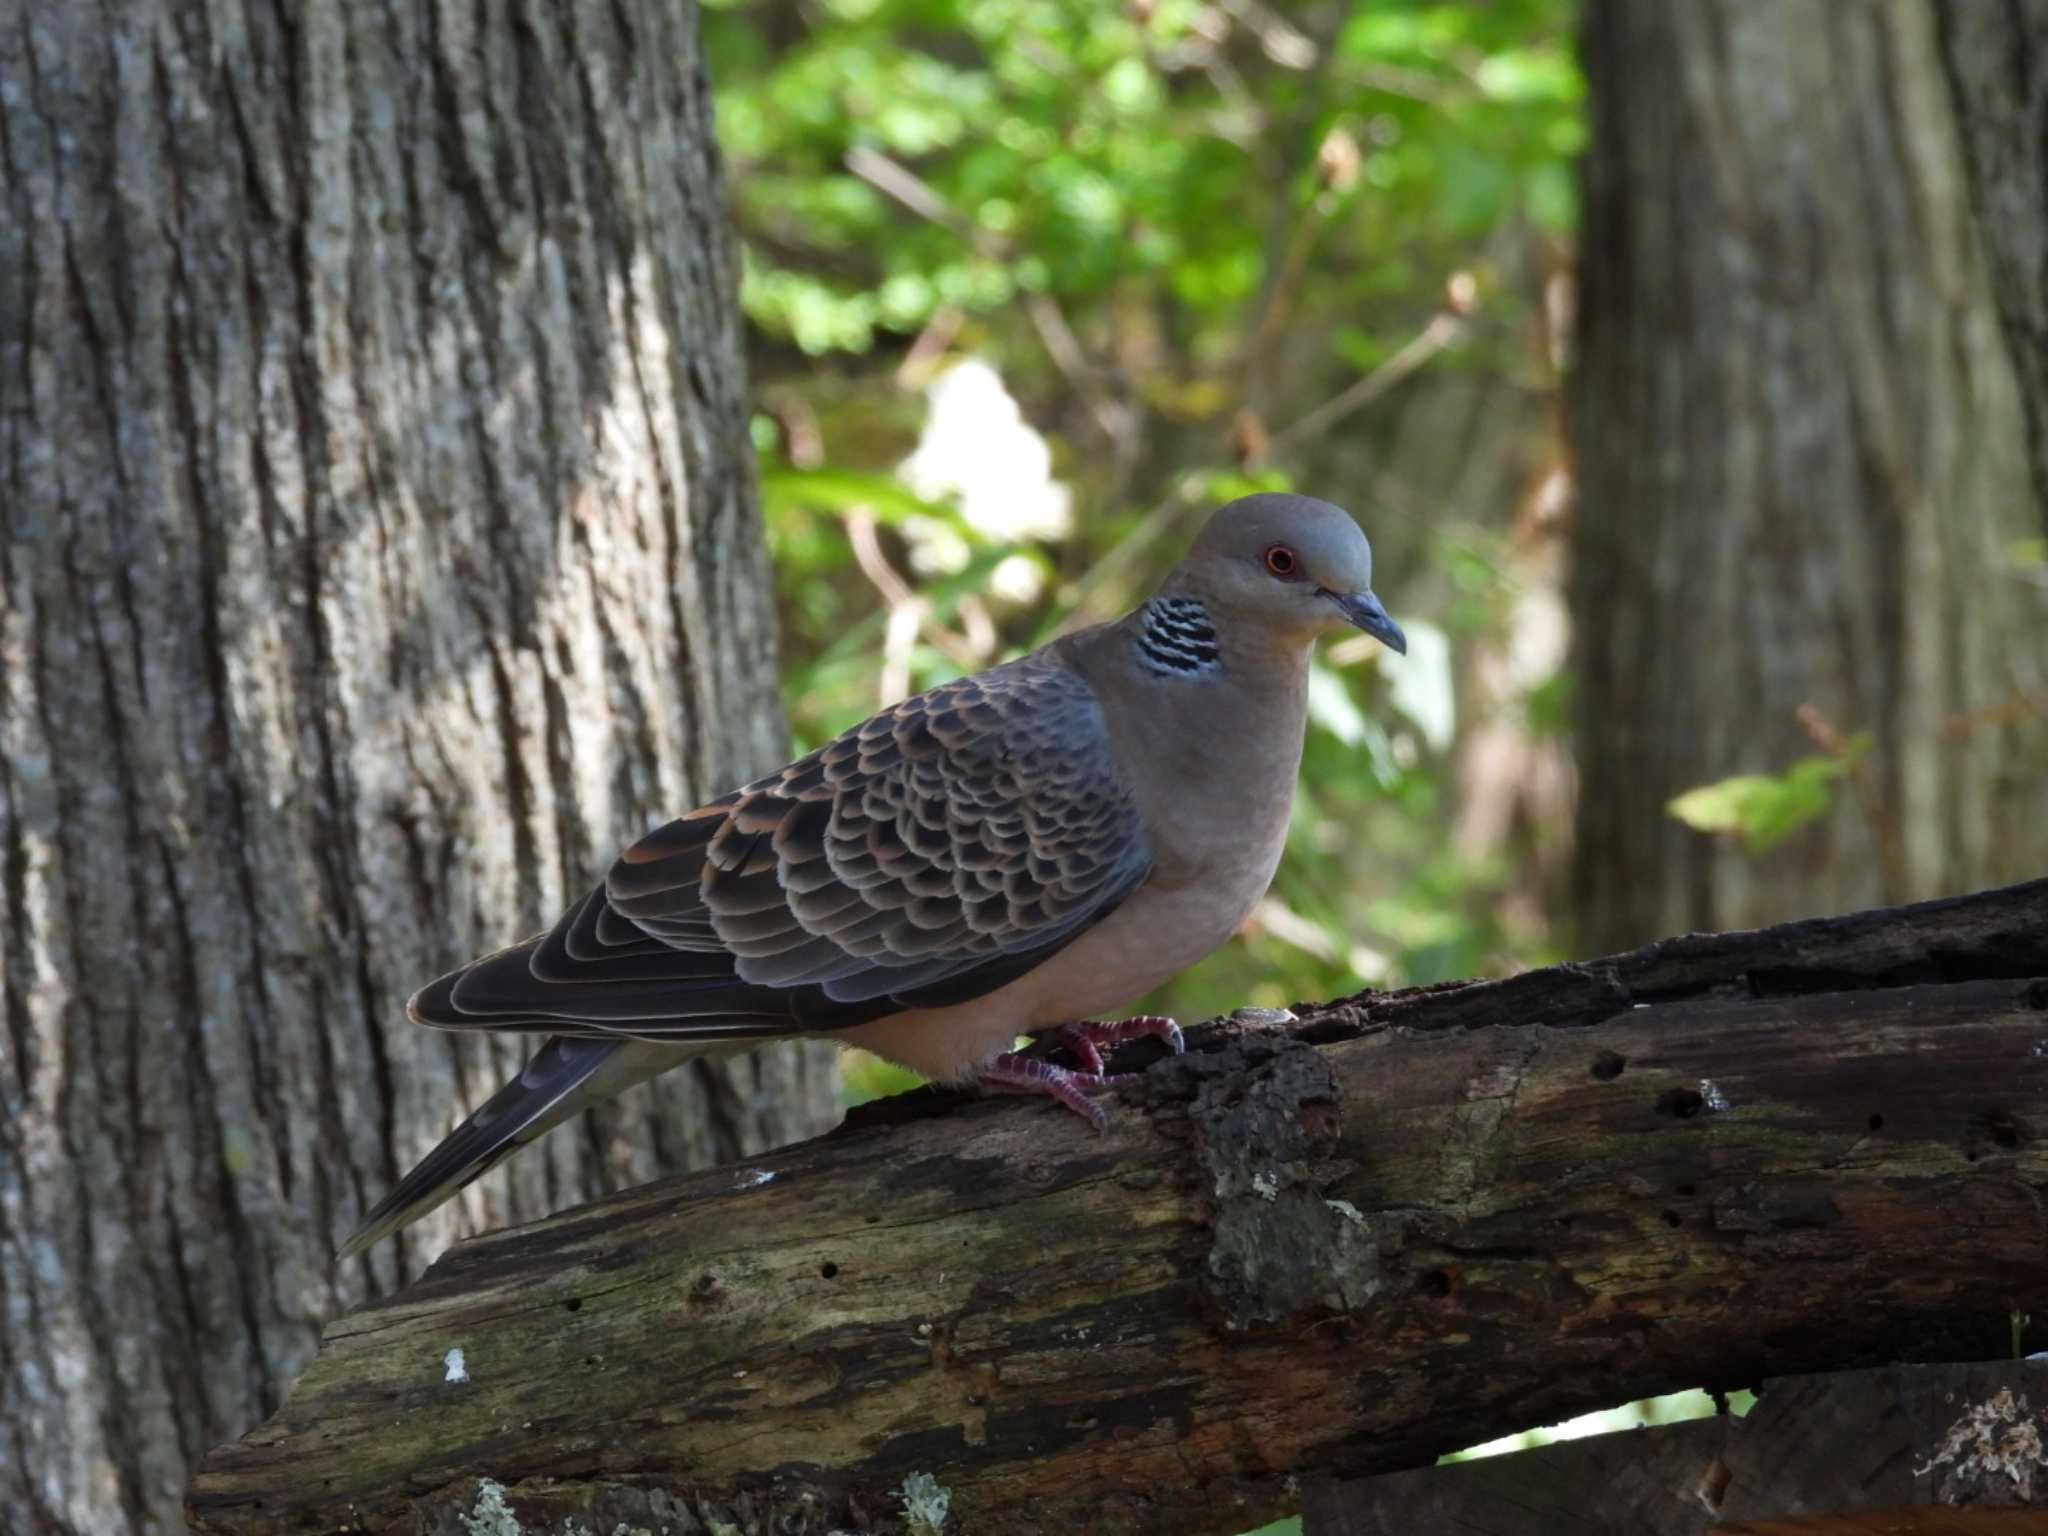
[
  {"x1": 1046, "y1": 1014, "x2": 1184, "y2": 1076},
  {"x1": 981, "y1": 1015, "x2": 1183, "y2": 1126},
  {"x1": 981, "y1": 1053, "x2": 1112, "y2": 1131}
]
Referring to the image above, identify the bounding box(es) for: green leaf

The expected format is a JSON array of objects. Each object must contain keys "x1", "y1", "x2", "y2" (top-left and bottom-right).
[
  {"x1": 758, "y1": 467, "x2": 961, "y2": 525},
  {"x1": 1667, "y1": 754, "x2": 1851, "y2": 853}
]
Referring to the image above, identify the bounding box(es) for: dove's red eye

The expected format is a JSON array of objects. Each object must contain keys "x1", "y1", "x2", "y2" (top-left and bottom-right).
[{"x1": 1263, "y1": 544, "x2": 1302, "y2": 580}]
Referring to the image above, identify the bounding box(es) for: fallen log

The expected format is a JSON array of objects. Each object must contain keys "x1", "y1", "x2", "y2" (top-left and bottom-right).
[
  {"x1": 188, "y1": 879, "x2": 2048, "y2": 1535},
  {"x1": 1302, "y1": 1359, "x2": 2048, "y2": 1534}
]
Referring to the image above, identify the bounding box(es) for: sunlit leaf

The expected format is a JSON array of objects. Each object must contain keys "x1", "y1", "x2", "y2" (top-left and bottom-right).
[{"x1": 1667, "y1": 752, "x2": 1857, "y2": 853}]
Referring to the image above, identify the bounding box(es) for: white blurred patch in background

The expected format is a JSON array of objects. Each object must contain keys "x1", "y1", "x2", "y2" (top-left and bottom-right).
[
  {"x1": 899, "y1": 359, "x2": 1071, "y2": 605},
  {"x1": 1386, "y1": 617, "x2": 1456, "y2": 754}
]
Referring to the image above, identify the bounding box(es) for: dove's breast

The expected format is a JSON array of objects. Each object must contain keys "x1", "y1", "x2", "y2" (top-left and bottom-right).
[
  {"x1": 845, "y1": 732, "x2": 1300, "y2": 1083},
  {"x1": 847, "y1": 635, "x2": 1312, "y2": 1085},
  {"x1": 844, "y1": 850, "x2": 1284, "y2": 1085}
]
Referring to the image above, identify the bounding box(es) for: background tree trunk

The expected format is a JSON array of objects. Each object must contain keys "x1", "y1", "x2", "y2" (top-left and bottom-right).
[
  {"x1": 1935, "y1": 0, "x2": 2048, "y2": 512},
  {"x1": 0, "y1": 3, "x2": 838, "y2": 1532},
  {"x1": 1569, "y1": 0, "x2": 2048, "y2": 955}
]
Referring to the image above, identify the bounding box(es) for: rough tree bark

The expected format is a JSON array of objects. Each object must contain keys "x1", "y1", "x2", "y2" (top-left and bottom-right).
[
  {"x1": 0, "y1": 4, "x2": 837, "y2": 1533},
  {"x1": 1570, "y1": 0, "x2": 2048, "y2": 955},
  {"x1": 186, "y1": 879, "x2": 2048, "y2": 1536}
]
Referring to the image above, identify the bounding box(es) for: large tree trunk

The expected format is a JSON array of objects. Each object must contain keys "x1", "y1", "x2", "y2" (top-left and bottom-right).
[
  {"x1": 0, "y1": 4, "x2": 838, "y2": 1533},
  {"x1": 1569, "y1": 0, "x2": 2048, "y2": 955}
]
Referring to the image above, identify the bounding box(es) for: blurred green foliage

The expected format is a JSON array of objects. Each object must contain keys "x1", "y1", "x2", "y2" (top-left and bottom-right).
[
  {"x1": 709, "y1": 0, "x2": 1580, "y2": 352},
  {"x1": 706, "y1": 0, "x2": 1583, "y2": 1034}
]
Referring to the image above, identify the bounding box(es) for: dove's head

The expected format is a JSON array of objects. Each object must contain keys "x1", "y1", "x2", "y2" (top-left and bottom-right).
[{"x1": 1173, "y1": 493, "x2": 1406, "y2": 654}]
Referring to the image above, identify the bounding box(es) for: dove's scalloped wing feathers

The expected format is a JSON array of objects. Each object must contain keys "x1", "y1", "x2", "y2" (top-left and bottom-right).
[{"x1": 407, "y1": 649, "x2": 1153, "y2": 1040}]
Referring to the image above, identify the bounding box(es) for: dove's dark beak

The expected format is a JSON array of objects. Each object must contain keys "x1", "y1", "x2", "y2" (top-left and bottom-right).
[{"x1": 1329, "y1": 590, "x2": 1407, "y2": 654}]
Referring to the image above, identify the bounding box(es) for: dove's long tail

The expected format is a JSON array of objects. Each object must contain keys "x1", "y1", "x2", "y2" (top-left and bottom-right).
[{"x1": 337, "y1": 1035, "x2": 702, "y2": 1261}]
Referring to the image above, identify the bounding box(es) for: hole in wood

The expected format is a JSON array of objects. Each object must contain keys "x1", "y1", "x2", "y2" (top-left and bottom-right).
[
  {"x1": 1590, "y1": 1050, "x2": 1627, "y2": 1081},
  {"x1": 1661, "y1": 1210, "x2": 1682, "y2": 1228},
  {"x1": 1657, "y1": 1087, "x2": 1705, "y2": 1118},
  {"x1": 562, "y1": 1296, "x2": 583, "y2": 1313},
  {"x1": 820, "y1": 1261, "x2": 840, "y2": 1279},
  {"x1": 1419, "y1": 1270, "x2": 1453, "y2": 1299}
]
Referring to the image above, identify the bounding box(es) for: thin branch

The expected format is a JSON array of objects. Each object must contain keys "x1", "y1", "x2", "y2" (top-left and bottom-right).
[
  {"x1": 1021, "y1": 293, "x2": 1133, "y2": 444},
  {"x1": 1795, "y1": 703, "x2": 1906, "y2": 905},
  {"x1": 843, "y1": 509, "x2": 982, "y2": 701},
  {"x1": 1219, "y1": 0, "x2": 1321, "y2": 70},
  {"x1": 894, "y1": 302, "x2": 966, "y2": 392},
  {"x1": 842, "y1": 146, "x2": 1132, "y2": 447},
  {"x1": 1050, "y1": 484, "x2": 1207, "y2": 635},
  {"x1": 843, "y1": 145, "x2": 974, "y2": 240},
  {"x1": 1237, "y1": 0, "x2": 1352, "y2": 395},
  {"x1": 1266, "y1": 310, "x2": 1464, "y2": 453},
  {"x1": 1943, "y1": 688, "x2": 2048, "y2": 738}
]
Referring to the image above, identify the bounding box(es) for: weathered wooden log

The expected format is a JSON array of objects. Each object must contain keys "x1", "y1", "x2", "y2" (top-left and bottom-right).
[
  {"x1": 1303, "y1": 1359, "x2": 2048, "y2": 1535},
  {"x1": 187, "y1": 880, "x2": 2048, "y2": 1535}
]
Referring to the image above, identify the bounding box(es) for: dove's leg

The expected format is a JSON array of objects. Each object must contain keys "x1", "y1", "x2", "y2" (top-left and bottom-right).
[{"x1": 980, "y1": 1015, "x2": 1186, "y2": 1129}]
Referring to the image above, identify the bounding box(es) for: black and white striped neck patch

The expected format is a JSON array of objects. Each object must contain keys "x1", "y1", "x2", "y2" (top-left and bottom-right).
[{"x1": 1136, "y1": 596, "x2": 1221, "y2": 677}]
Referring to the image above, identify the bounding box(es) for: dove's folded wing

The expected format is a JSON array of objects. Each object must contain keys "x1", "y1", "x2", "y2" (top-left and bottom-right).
[{"x1": 408, "y1": 653, "x2": 1153, "y2": 1040}]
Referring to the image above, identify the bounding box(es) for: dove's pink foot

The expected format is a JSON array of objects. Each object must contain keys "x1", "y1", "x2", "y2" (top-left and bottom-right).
[
  {"x1": 981, "y1": 1015, "x2": 1186, "y2": 1130},
  {"x1": 981, "y1": 1054, "x2": 1115, "y2": 1129},
  {"x1": 1044, "y1": 1014, "x2": 1186, "y2": 1076}
]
